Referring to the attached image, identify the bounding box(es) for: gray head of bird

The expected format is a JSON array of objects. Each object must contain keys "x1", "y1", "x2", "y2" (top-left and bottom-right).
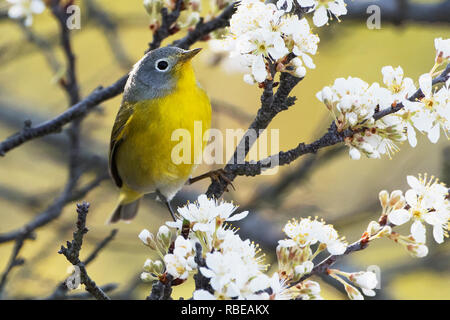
[{"x1": 123, "y1": 46, "x2": 202, "y2": 102}]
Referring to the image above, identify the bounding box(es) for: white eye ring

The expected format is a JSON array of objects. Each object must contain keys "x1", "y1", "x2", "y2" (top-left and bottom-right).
[{"x1": 155, "y1": 59, "x2": 170, "y2": 72}]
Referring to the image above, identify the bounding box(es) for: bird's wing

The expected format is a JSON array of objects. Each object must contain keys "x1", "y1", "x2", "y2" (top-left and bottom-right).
[{"x1": 109, "y1": 101, "x2": 135, "y2": 188}]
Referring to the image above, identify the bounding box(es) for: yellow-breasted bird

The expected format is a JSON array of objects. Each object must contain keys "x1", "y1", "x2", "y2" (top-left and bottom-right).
[{"x1": 107, "y1": 47, "x2": 211, "y2": 223}]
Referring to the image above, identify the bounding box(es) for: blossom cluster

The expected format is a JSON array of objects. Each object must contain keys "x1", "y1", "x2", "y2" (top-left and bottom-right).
[
  {"x1": 382, "y1": 174, "x2": 449, "y2": 247},
  {"x1": 212, "y1": 0, "x2": 320, "y2": 84},
  {"x1": 316, "y1": 38, "x2": 450, "y2": 160},
  {"x1": 138, "y1": 173, "x2": 448, "y2": 300},
  {"x1": 139, "y1": 195, "x2": 320, "y2": 300},
  {"x1": 6, "y1": 0, "x2": 45, "y2": 26}
]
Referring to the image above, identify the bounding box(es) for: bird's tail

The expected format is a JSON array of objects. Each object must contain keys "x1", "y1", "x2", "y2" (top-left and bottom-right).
[{"x1": 107, "y1": 187, "x2": 142, "y2": 224}]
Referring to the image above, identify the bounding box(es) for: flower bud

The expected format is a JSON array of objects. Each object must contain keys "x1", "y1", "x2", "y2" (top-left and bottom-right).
[
  {"x1": 321, "y1": 86, "x2": 334, "y2": 103},
  {"x1": 189, "y1": 0, "x2": 201, "y2": 11},
  {"x1": 378, "y1": 190, "x2": 389, "y2": 209},
  {"x1": 378, "y1": 225, "x2": 392, "y2": 237},
  {"x1": 180, "y1": 12, "x2": 200, "y2": 28},
  {"x1": 138, "y1": 229, "x2": 156, "y2": 250},
  {"x1": 349, "y1": 147, "x2": 361, "y2": 160},
  {"x1": 276, "y1": 244, "x2": 289, "y2": 266},
  {"x1": 294, "y1": 65, "x2": 306, "y2": 78},
  {"x1": 153, "y1": 260, "x2": 164, "y2": 274},
  {"x1": 389, "y1": 190, "x2": 403, "y2": 207},
  {"x1": 140, "y1": 272, "x2": 157, "y2": 282},
  {"x1": 316, "y1": 88, "x2": 333, "y2": 110},
  {"x1": 143, "y1": 258, "x2": 153, "y2": 272},
  {"x1": 290, "y1": 58, "x2": 306, "y2": 78},
  {"x1": 294, "y1": 261, "x2": 314, "y2": 277},
  {"x1": 344, "y1": 282, "x2": 364, "y2": 300},
  {"x1": 157, "y1": 225, "x2": 172, "y2": 248},
  {"x1": 349, "y1": 271, "x2": 378, "y2": 290},
  {"x1": 301, "y1": 280, "x2": 321, "y2": 295},
  {"x1": 243, "y1": 74, "x2": 255, "y2": 85},
  {"x1": 407, "y1": 244, "x2": 429, "y2": 258},
  {"x1": 366, "y1": 221, "x2": 380, "y2": 236},
  {"x1": 143, "y1": 0, "x2": 163, "y2": 16}
]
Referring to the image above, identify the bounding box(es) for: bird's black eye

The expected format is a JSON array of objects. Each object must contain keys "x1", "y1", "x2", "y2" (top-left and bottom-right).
[{"x1": 156, "y1": 59, "x2": 169, "y2": 71}]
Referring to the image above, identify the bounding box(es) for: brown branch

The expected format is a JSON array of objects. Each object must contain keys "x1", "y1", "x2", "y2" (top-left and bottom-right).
[
  {"x1": 62, "y1": 283, "x2": 118, "y2": 300},
  {"x1": 47, "y1": 228, "x2": 118, "y2": 300},
  {"x1": 173, "y1": 2, "x2": 237, "y2": 50},
  {"x1": 206, "y1": 64, "x2": 450, "y2": 192},
  {"x1": 206, "y1": 69, "x2": 301, "y2": 198},
  {"x1": 0, "y1": 236, "x2": 27, "y2": 297},
  {"x1": 58, "y1": 202, "x2": 111, "y2": 300},
  {"x1": 292, "y1": 239, "x2": 369, "y2": 288},
  {"x1": 0, "y1": 176, "x2": 79, "y2": 244}
]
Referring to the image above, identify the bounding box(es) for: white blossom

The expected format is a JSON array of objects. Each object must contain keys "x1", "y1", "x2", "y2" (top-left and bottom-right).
[
  {"x1": 408, "y1": 244, "x2": 429, "y2": 258},
  {"x1": 6, "y1": 0, "x2": 45, "y2": 27},
  {"x1": 221, "y1": 0, "x2": 319, "y2": 84},
  {"x1": 297, "y1": 0, "x2": 347, "y2": 27},
  {"x1": 349, "y1": 271, "x2": 378, "y2": 296},
  {"x1": 200, "y1": 250, "x2": 265, "y2": 299},
  {"x1": 193, "y1": 289, "x2": 217, "y2": 300},
  {"x1": 296, "y1": 280, "x2": 323, "y2": 300},
  {"x1": 138, "y1": 229, "x2": 154, "y2": 246},
  {"x1": 283, "y1": 217, "x2": 347, "y2": 255},
  {"x1": 381, "y1": 66, "x2": 416, "y2": 104},
  {"x1": 435, "y1": 37, "x2": 450, "y2": 64},
  {"x1": 388, "y1": 174, "x2": 449, "y2": 244},
  {"x1": 412, "y1": 73, "x2": 450, "y2": 144},
  {"x1": 294, "y1": 261, "x2": 314, "y2": 276},
  {"x1": 164, "y1": 253, "x2": 191, "y2": 280},
  {"x1": 316, "y1": 74, "x2": 407, "y2": 159},
  {"x1": 267, "y1": 273, "x2": 292, "y2": 300},
  {"x1": 166, "y1": 194, "x2": 248, "y2": 234},
  {"x1": 172, "y1": 236, "x2": 193, "y2": 258}
]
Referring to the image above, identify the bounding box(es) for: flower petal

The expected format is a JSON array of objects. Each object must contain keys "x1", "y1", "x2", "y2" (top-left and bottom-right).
[
  {"x1": 411, "y1": 220, "x2": 426, "y2": 244},
  {"x1": 388, "y1": 209, "x2": 411, "y2": 226}
]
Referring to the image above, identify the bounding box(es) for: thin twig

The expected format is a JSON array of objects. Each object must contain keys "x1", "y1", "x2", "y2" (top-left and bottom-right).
[
  {"x1": 47, "y1": 228, "x2": 118, "y2": 300},
  {"x1": 58, "y1": 202, "x2": 111, "y2": 300},
  {"x1": 0, "y1": 237, "x2": 27, "y2": 297}
]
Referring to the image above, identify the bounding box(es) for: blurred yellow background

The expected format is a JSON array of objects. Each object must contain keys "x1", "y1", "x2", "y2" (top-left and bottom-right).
[{"x1": 0, "y1": 0, "x2": 449, "y2": 300}]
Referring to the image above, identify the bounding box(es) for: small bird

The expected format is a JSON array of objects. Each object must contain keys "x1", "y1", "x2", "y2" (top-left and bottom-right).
[{"x1": 107, "y1": 46, "x2": 211, "y2": 223}]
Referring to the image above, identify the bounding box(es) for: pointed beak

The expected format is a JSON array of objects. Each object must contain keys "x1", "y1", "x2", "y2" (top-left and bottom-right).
[{"x1": 180, "y1": 48, "x2": 202, "y2": 62}]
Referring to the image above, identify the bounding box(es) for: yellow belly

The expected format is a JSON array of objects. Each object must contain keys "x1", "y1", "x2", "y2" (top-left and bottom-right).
[{"x1": 116, "y1": 85, "x2": 211, "y2": 197}]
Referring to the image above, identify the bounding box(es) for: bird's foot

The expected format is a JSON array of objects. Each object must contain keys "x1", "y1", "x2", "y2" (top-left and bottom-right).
[{"x1": 187, "y1": 169, "x2": 235, "y2": 192}]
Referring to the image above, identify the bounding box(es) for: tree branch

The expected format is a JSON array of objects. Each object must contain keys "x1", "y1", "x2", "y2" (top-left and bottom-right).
[
  {"x1": 147, "y1": 0, "x2": 184, "y2": 51},
  {"x1": 0, "y1": 236, "x2": 27, "y2": 297},
  {"x1": 207, "y1": 64, "x2": 450, "y2": 188},
  {"x1": 47, "y1": 228, "x2": 118, "y2": 300},
  {"x1": 58, "y1": 202, "x2": 111, "y2": 300},
  {"x1": 206, "y1": 70, "x2": 302, "y2": 198},
  {"x1": 173, "y1": 2, "x2": 237, "y2": 50}
]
